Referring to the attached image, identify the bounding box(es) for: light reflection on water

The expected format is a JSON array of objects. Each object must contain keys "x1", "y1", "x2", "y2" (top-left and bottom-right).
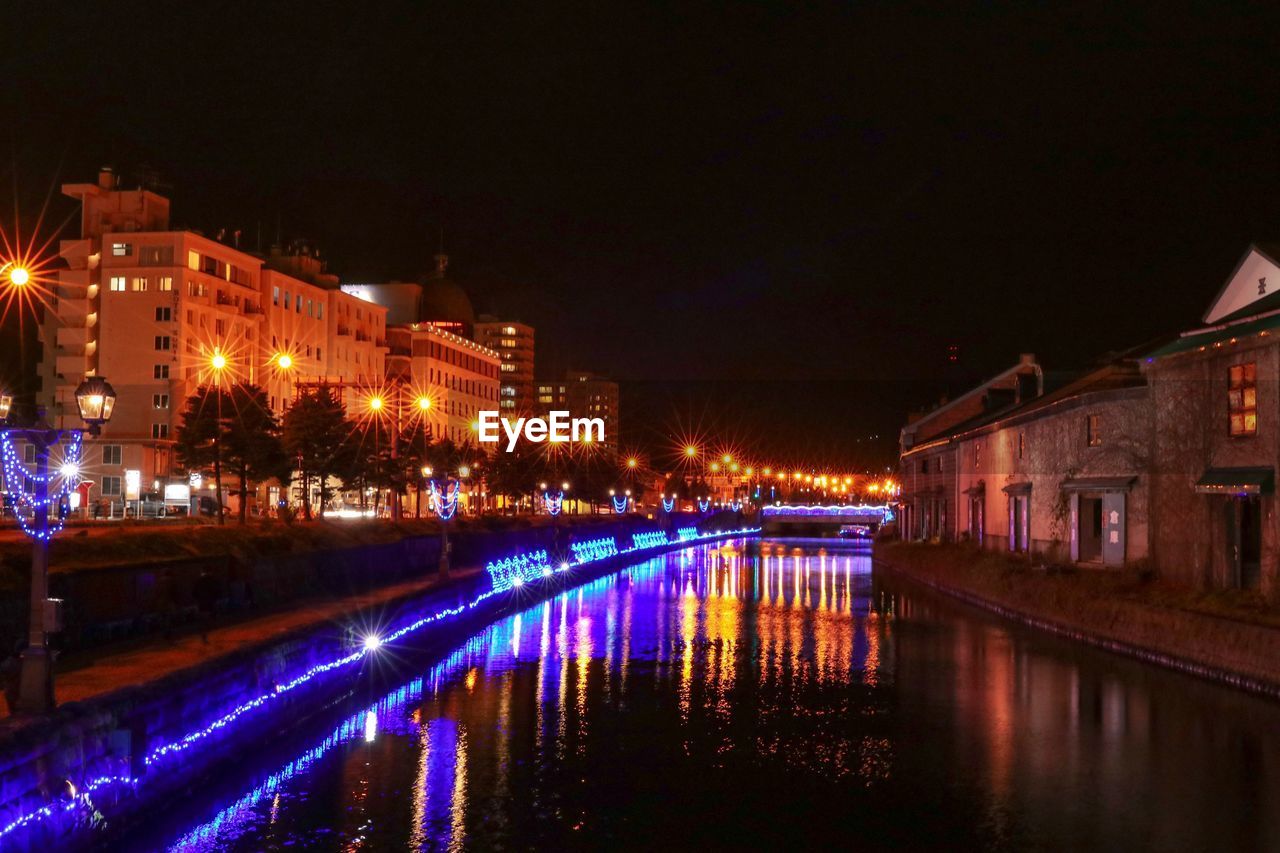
[{"x1": 126, "y1": 539, "x2": 1280, "y2": 852}]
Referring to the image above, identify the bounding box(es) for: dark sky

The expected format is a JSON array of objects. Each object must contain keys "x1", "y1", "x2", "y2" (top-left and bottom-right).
[{"x1": 3, "y1": 1, "x2": 1280, "y2": 468}]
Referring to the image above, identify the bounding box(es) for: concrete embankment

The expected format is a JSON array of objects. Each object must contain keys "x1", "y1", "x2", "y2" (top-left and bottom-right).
[
  {"x1": 874, "y1": 541, "x2": 1280, "y2": 698},
  {"x1": 0, "y1": 515, "x2": 753, "y2": 850}
]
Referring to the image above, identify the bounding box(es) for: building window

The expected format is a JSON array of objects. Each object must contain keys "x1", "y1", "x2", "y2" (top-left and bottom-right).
[
  {"x1": 153, "y1": 364, "x2": 170, "y2": 379},
  {"x1": 316, "y1": 347, "x2": 322, "y2": 361},
  {"x1": 295, "y1": 294, "x2": 302, "y2": 313},
  {"x1": 920, "y1": 458, "x2": 930, "y2": 474},
  {"x1": 111, "y1": 242, "x2": 132, "y2": 257},
  {"x1": 188, "y1": 250, "x2": 200, "y2": 270},
  {"x1": 215, "y1": 319, "x2": 227, "y2": 336},
  {"x1": 158, "y1": 276, "x2": 173, "y2": 292},
  {"x1": 1087, "y1": 414, "x2": 1103, "y2": 447},
  {"x1": 153, "y1": 394, "x2": 169, "y2": 409},
  {"x1": 317, "y1": 303, "x2": 323, "y2": 319},
  {"x1": 109, "y1": 276, "x2": 126, "y2": 292},
  {"x1": 101, "y1": 476, "x2": 123, "y2": 496},
  {"x1": 102, "y1": 445, "x2": 122, "y2": 466},
  {"x1": 131, "y1": 277, "x2": 148, "y2": 292},
  {"x1": 154, "y1": 335, "x2": 171, "y2": 351},
  {"x1": 1018, "y1": 431, "x2": 1025, "y2": 459},
  {"x1": 155, "y1": 306, "x2": 172, "y2": 322},
  {"x1": 152, "y1": 423, "x2": 169, "y2": 439},
  {"x1": 1229, "y1": 362, "x2": 1258, "y2": 436},
  {"x1": 272, "y1": 285, "x2": 280, "y2": 305}
]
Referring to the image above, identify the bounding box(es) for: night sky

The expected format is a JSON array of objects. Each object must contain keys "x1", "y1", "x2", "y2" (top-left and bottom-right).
[{"x1": 3, "y1": 2, "x2": 1280, "y2": 467}]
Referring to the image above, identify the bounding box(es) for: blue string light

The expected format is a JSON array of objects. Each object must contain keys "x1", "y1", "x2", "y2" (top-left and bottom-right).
[
  {"x1": 677, "y1": 526, "x2": 698, "y2": 540},
  {"x1": 631, "y1": 530, "x2": 668, "y2": 549},
  {"x1": 1, "y1": 432, "x2": 83, "y2": 541},
  {"x1": 697, "y1": 498, "x2": 710, "y2": 513},
  {"x1": 0, "y1": 525, "x2": 762, "y2": 845},
  {"x1": 486, "y1": 549, "x2": 551, "y2": 592},
  {"x1": 542, "y1": 490, "x2": 563, "y2": 516},
  {"x1": 661, "y1": 496, "x2": 675, "y2": 513},
  {"x1": 429, "y1": 479, "x2": 460, "y2": 520},
  {"x1": 611, "y1": 495, "x2": 628, "y2": 514}
]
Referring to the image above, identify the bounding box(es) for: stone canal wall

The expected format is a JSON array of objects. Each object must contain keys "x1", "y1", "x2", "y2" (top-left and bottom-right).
[
  {"x1": 873, "y1": 540, "x2": 1280, "y2": 698},
  {"x1": 0, "y1": 512, "x2": 708, "y2": 655},
  {"x1": 0, "y1": 515, "x2": 751, "y2": 850}
]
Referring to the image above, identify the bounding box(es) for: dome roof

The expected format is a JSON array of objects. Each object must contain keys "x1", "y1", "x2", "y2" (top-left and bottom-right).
[{"x1": 419, "y1": 277, "x2": 475, "y2": 328}]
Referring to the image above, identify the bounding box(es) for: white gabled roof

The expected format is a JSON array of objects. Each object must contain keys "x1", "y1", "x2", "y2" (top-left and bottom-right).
[{"x1": 1204, "y1": 244, "x2": 1280, "y2": 324}]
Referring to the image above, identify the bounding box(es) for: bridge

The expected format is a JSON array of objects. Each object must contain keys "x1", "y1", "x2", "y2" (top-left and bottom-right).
[{"x1": 760, "y1": 503, "x2": 895, "y2": 537}]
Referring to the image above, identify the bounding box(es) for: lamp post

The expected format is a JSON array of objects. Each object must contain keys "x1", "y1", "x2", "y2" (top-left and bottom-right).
[
  {"x1": 209, "y1": 350, "x2": 229, "y2": 525},
  {"x1": 2, "y1": 376, "x2": 116, "y2": 714}
]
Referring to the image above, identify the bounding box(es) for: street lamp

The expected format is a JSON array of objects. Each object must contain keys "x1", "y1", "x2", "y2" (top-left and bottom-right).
[
  {"x1": 4, "y1": 375, "x2": 116, "y2": 714},
  {"x1": 6, "y1": 264, "x2": 30, "y2": 287},
  {"x1": 208, "y1": 351, "x2": 229, "y2": 525},
  {"x1": 0, "y1": 391, "x2": 12, "y2": 421}
]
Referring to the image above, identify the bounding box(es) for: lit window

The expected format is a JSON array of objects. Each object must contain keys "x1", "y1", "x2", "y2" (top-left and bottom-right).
[
  {"x1": 158, "y1": 276, "x2": 173, "y2": 291},
  {"x1": 109, "y1": 276, "x2": 126, "y2": 292},
  {"x1": 111, "y1": 242, "x2": 132, "y2": 256},
  {"x1": 153, "y1": 394, "x2": 169, "y2": 409},
  {"x1": 131, "y1": 277, "x2": 148, "y2": 291},
  {"x1": 1087, "y1": 414, "x2": 1103, "y2": 447},
  {"x1": 188, "y1": 250, "x2": 200, "y2": 270},
  {"x1": 272, "y1": 286, "x2": 280, "y2": 306},
  {"x1": 1229, "y1": 362, "x2": 1258, "y2": 436}
]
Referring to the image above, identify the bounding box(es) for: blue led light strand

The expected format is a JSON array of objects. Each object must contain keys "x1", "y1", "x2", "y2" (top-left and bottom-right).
[
  {"x1": 542, "y1": 490, "x2": 563, "y2": 516},
  {"x1": 429, "y1": 479, "x2": 460, "y2": 520},
  {"x1": 697, "y1": 498, "x2": 710, "y2": 513},
  {"x1": 611, "y1": 495, "x2": 628, "y2": 514},
  {"x1": 661, "y1": 496, "x2": 675, "y2": 512}
]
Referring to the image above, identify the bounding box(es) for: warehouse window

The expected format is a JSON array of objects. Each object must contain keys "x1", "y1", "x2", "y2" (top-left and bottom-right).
[{"x1": 1229, "y1": 362, "x2": 1258, "y2": 436}]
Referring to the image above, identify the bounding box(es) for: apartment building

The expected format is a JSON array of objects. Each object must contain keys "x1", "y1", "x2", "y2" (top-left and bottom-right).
[
  {"x1": 536, "y1": 370, "x2": 620, "y2": 452},
  {"x1": 473, "y1": 317, "x2": 535, "y2": 414},
  {"x1": 385, "y1": 322, "x2": 501, "y2": 445},
  {"x1": 37, "y1": 169, "x2": 387, "y2": 507}
]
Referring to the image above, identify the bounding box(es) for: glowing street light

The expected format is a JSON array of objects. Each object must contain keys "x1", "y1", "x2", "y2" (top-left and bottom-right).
[
  {"x1": 275, "y1": 352, "x2": 293, "y2": 370},
  {"x1": 416, "y1": 395, "x2": 432, "y2": 412},
  {"x1": 367, "y1": 395, "x2": 384, "y2": 412},
  {"x1": 721, "y1": 453, "x2": 733, "y2": 465},
  {"x1": 7, "y1": 265, "x2": 29, "y2": 287},
  {"x1": 209, "y1": 351, "x2": 228, "y2": 372},
  {"x1": 684, "y1": 445, "x2": 698, "y2": 459}
]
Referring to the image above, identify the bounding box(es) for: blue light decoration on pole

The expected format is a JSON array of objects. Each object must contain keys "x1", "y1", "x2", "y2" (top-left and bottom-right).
[
  {"x1": 0, "y1": 376, "x2": 117, "y2": 714},
  {"x1": 610, "y1": 492, "x2": 628, "y2": 514},
  {"x1": 697, "y1": 498, "x2": 711, "y2": 513},
  {"x1": 429, "y1": 478, "x2": 460, "y2": 579},
  {"x1": 661, "y1": 494, "x2": 676, "y2": 513},
  {"x1": 542, "y1": 489, "x2": 564, "y2": 516}
]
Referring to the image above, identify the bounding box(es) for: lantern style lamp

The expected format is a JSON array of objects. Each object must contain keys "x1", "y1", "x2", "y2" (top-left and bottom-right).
[
  {"x1": 74, "y1": 376, "x2": 117, "y2": 435},
  {"x1": 0, "y1": 390, "x2": 12, "y2": 422}
]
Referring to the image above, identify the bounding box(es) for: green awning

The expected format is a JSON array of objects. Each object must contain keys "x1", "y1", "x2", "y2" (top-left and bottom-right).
[
  {"x1": 1060, "y1": 476, "x2": 1137, "y2": 493},
  {"x1": 1195, "y1": 467, "x2": 1274, "y2": 495}
]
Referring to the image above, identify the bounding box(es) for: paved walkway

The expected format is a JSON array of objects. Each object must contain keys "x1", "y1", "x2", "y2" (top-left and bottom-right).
[{"x1": 42, "y1": 567, "x2": 482, "y2": 707}]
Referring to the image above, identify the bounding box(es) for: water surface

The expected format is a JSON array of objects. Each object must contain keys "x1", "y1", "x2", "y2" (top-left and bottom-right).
[{"x1": 121, "y1": 539, "x2": 1280, "y2": 851}]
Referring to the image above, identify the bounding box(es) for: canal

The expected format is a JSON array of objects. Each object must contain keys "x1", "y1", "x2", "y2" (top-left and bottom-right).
[{"x1": 118, "y1": 538, "x2": 1280, "y2": 851}]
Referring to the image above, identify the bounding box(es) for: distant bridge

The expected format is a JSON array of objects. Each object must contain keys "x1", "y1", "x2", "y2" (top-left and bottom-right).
[{"x1": 760, "y1": 503, "x2": 895, "y2": 536}]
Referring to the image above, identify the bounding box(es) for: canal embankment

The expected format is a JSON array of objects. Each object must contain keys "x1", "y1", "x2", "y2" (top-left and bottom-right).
[
  {"x1": 0, "y1": 515, "x2": 755, "y2": 850},
  {"x1": 873, "y1": 540, "x2": 1280, "y2": 698}
]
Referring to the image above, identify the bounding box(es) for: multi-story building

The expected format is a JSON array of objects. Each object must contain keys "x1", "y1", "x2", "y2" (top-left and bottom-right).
[
  {"x1": 473, "y1": 316, "x2": 534, "y2": 414},
  {"x1": 536, "y1": 370, "x2": 620, "y2": 452},
  {"x1": 385, "y1": 322, "x2": 501, "y2": 445},
  {"x1": 36, "y1": 169, "x2": 387, "y2": 510}
]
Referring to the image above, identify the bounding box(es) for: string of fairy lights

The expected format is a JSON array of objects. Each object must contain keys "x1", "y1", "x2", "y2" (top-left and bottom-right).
[{"x1": 0, "y1": 432, "x2": 83, "y2": 541}]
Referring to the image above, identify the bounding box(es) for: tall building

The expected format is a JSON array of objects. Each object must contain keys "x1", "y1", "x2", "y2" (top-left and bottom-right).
[
  {"x1": 37, "y1": 169, "x2": 388, "y2": 506},
  {"x1": 473, "y1": 316, "x2": 535, "y2": 414},
  {"x1": 535, "y1": 370, "x2": 620, "y2": 452}
]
